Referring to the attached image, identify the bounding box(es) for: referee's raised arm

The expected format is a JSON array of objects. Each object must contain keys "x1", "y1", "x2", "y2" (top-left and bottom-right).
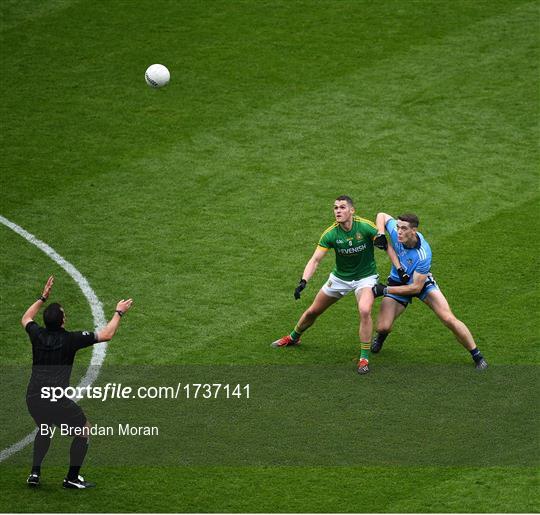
[
  {"x1": 96, "y1": 299, "x2": 133, "y2": 342},
  {"x1": 21, "y1": 276, "x2": 54, "y2": 328}
]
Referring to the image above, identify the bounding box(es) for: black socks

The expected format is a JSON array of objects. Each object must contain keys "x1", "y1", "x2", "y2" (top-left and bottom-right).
[
  {"x1": 67, "y1": 437, "x2": 89, "y2": 480},
  {"x1": 32, "y1": 431, "x2": 51, "y2": 473}
]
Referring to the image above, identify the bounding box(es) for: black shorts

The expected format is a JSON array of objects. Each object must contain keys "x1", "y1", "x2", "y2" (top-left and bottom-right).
[{"x1": 26, "y1": 394, "x2": 87, "y2": 430}]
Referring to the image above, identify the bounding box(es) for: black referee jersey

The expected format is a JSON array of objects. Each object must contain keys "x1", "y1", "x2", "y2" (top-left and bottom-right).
[{"x1": 25, "y1": 321, "x2": 97, "y2": 398}]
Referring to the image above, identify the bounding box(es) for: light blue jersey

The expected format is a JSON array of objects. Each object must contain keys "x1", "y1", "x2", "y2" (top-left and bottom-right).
[{"x1": 385, "y1": 218, "x2": 438, "y2": 305}]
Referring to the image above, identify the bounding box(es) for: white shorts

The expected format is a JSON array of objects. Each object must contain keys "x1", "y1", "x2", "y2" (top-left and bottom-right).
[{"x1": 321, "y1": 273, "x2": 379, "y2": 299}]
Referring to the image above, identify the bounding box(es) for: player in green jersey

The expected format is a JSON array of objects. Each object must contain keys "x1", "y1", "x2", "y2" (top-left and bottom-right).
[{"x1": 271, "y1": 195, "x2": 400, "y2": 374}]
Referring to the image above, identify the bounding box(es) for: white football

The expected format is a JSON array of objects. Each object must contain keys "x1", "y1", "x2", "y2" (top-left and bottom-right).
[{"x1": 145, "y1": 64, "x2": 170, "y2": 88}]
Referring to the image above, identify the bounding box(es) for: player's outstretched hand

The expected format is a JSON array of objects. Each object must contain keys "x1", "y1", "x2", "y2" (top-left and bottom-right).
[
  {"x1": 373, "y1": 233, "x2": 388, "y2": 250},
  {"x1": 372, "y1": 283, "x2": 387, "y2": 298},
  {"x1": 294, "y1": 279, "x2": 307, "y2": 300},
  {"x1": 42, "y1": 276, "x2": 54, "y2": 299},
  {"x1": 116, "y1": 299, "x2": 133, "y2": 314},
  {"x1": 397, "y1": 267, "x2": 410, "y2": 284}
]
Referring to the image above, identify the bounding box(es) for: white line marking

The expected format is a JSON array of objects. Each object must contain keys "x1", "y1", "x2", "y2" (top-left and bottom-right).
[{"x1": 0, "y1": 215, "x2": 107, "y2": 462}]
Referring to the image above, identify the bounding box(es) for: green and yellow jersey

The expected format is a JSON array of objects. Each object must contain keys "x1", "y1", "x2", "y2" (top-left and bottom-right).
[{"x1": 318, "y1": 216, "x2": 378, "y2": 281}]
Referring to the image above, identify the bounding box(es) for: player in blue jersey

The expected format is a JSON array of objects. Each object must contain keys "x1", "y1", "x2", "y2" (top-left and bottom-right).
[{"x1": 370, "y1": 213, "x2": 488, "y2": 369}]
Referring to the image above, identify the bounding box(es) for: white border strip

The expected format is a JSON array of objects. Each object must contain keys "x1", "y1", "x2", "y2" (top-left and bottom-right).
[{"x1": 0, "y1": 215, "x2": 107, "y2": 462}]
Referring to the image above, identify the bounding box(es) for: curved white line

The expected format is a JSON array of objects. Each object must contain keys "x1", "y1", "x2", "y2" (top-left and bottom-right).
[{"x1": 0, "y1": 215, "x2": 107, "y2": 462}]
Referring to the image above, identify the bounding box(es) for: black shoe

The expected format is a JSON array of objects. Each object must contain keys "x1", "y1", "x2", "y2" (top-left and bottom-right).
[
  {"x1": 370, "y1": 335, "x2": 383, "y2": 354},
  {"x1": 475, "y1": 358, "x2": 488, "y2": 370},
  {"x1": 63, "y1": 475, "x2": 96, "y2": 489},
  {"x1": 27, "y1": 473, "x2": 40, "y2": 487}
]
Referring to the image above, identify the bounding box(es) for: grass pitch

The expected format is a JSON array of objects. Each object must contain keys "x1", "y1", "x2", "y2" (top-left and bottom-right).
[{"x1": 1, "y1": 0, "x2": 538, "y2": 512}]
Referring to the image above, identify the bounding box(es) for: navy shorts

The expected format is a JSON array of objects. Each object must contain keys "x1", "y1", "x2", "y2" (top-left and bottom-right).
[{"x1": 385, "y1": 276, "x2": 439, "y2": 307}]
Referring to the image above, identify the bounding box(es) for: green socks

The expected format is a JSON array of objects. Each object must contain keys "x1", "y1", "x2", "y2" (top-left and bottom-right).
[
  {"x1": 290, "y1": 326, "x2": 303, "y2": 341},
  {"x1": 360, "y1": 343, "x2": 370, "y2": 361}
]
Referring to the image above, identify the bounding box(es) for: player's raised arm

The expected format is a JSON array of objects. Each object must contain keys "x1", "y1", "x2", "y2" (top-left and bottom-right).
[
  {"x1": 385, "y1": 243, "x2": 403, "y2": 272},
  {"x1": 21, "y1": 276, "x2": 54, "y2": 328},
  {"x1": 96, "y1": 299, "x2": 133, "y2": 342},
  {"x1": 294, "y1": 246, "x2": 328, "y2": 299},
  {"x1": 373, "y1": 212, "x2": 394, "y2": 256},
  {"x1": 374, "y1": 212, "x2": 410, "y2": 284},
  {"x1": 375, "y1": 212, "x2": 393, "y2": 234},
  {"x1": 373, "y1": 214, "x2": 405, "y2": 275}
]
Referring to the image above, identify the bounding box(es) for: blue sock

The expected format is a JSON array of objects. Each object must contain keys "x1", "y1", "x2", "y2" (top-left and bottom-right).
[{"x1": 469, "y1": 348, "x2": 483, "y2": 362}]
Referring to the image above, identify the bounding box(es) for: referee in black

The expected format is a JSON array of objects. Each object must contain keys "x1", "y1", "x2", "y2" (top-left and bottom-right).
[{"x1": 22, "y1": 276, "x2": 133, "y2": 489}]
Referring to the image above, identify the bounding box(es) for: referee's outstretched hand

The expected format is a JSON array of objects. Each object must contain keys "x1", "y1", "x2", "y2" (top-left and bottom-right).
[
  {"x1": 294, "y1": 279, "x2": 307, "y2": 300},
  {"x1": 116, "y1": 298, "x2": 133, "y2": 315},
  {"x1": 42, "y1": 276, "x2": 54, "y2": 300}
]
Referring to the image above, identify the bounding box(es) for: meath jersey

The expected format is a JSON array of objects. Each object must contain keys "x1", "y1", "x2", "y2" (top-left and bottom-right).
[{"x1": 318, "y1": 217, "x2": 378, "y2": 280}]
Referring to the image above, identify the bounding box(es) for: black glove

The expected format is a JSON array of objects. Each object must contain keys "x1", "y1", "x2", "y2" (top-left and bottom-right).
[
  {"x1": 397, "y1": 267, "x2": 410, "y2": 284},
  {"x1": 294, "y1": 279, "x2": 307, "y2": 300},
  {"x1": 372, "y1": 283, "x2": 388, "y2": 298},
  {"x1": 373, "y1": 233, "x2": 388, "y2": 250}
]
